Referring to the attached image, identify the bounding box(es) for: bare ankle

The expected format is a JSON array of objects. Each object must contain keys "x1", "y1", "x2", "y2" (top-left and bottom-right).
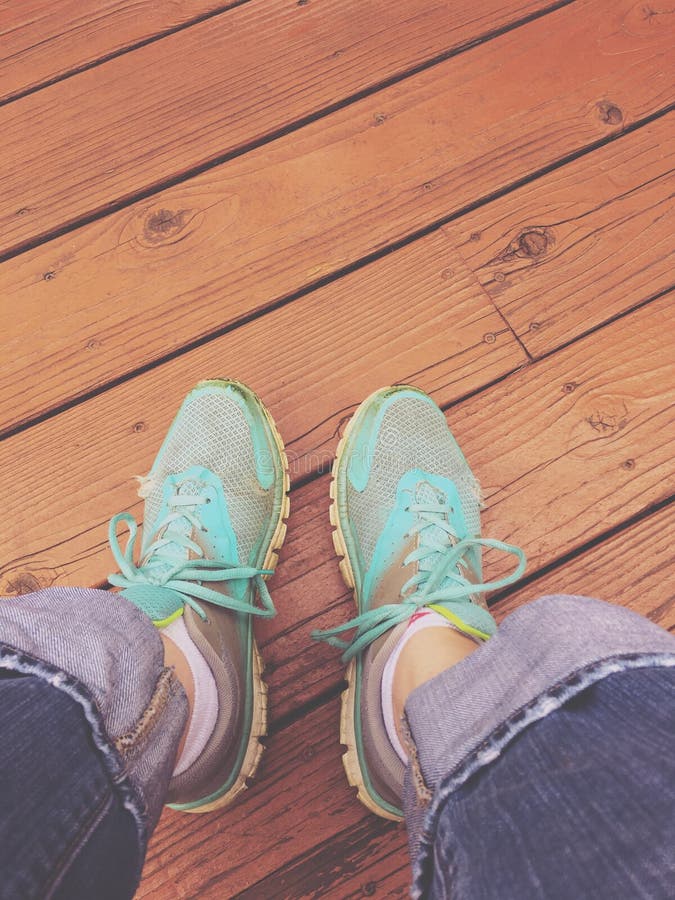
[{"x1": 391, "y1": 627, "x2": 479, "y2": 742}]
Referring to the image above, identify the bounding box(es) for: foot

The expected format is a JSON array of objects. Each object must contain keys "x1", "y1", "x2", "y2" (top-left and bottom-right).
[
  {"x1": 313, "y1": 385, "x2": 525, "y2": 819},
  {"x1": 108, "y1": 380, "x2": 289, "y2": 812}
]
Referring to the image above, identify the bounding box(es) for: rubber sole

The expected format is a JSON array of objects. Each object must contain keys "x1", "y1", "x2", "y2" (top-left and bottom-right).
[
  {"x1": 330, "y1": 387, "x2": 404, "y2": 822},
  {"x1": 175, "y1": 379, "x2": 291, "y2": 814}
]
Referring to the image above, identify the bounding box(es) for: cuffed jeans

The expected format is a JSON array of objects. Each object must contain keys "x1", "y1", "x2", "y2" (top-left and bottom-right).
[{"x1": 0, "y1": 591, "x2": 673, "y2": 899}]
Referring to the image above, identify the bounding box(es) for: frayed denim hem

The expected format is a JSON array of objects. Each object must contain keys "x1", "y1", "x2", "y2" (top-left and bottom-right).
[
  {"x1": 0, "y1": 644, "x2": 147, "y2": 860},
  {"x1": 410, "y1": 652, "x2": 675, "y2": 899}
]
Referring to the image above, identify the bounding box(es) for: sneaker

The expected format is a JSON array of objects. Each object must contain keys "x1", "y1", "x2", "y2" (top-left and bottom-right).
[
  {"x1": 313, "y1": 385, "x2": 525, "y2": 819},
  {"x1": 108, "y1": 379, "x2": 289, "y2": 812}
]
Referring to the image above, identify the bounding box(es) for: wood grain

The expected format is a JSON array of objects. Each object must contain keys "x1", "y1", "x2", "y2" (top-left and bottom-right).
[
  {"x1": 136, "y1": 698, "x2": 393, "y2": 898},
  {"x1": 0, "y1": 229, "x2": 524, "y2": 595},
  {"x1": 0, "y1": 0, "x2": 232, "y2": 103},
  {"x1": 2, "y1": 2, "x2": 673, "y2": 897},
  {"x1": 233, "y1": 818, "x2": 408, "y2": 900},
  {"x1": 2, "y1": 0, "x2": 673, "y2": 431},
  {"x1": 494, "y1": 501, "x2": 675, "y2": 628},
  {"x1": 137, "y1": 499, "x2": 675, "y2": 898},
  {"x1": 448, "y1": 114, "x2": 675, "y2": 356},
  {"x1": 0, "y1": 0, "x2": 556, "y2": 255}
]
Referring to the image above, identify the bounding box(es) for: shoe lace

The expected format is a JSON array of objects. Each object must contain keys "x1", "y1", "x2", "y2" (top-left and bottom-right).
[
  {"x1": 312, "y1": 499, "x2": 525, "y2": 661},
  {"x1": 108, "y1": 494, "x2": 275, "y2": 624}
]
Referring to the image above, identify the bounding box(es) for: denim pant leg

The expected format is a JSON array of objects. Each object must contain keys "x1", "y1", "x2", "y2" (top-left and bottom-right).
[
  {"x1": 0, "y1": 671, "x2": 140, "y2": 899},
  {"x1": 0, "y1": 588, "x2": 189, "y2": 899},
  {"x1": 402, "y1": 595, "x2": 675, "y2": 899},
  {"x1": 425, "y1": 667, "x2": 675, "y2": 900}
]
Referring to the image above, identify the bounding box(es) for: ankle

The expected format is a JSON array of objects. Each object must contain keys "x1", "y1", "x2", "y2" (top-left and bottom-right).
[{"x1": 391, "y1": 626, "x2": 479, "y2": 741}]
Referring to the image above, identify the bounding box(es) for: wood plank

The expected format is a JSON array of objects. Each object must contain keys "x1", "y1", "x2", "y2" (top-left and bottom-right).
[
  {"x1": 138, "y1": 499, "x2": 675, "y2": 899},
  {"x1": 233, "y1": 819, "x2": 408, "y2": 900},
  {"x1": 494, "y1": 502, "x2": 675, "y2": 628},
  {"x1": 0, "y1": 0, "x2": 556, "y2": 255},
  {"x1": 2, "y1": 0, "x2": 673, "y2": 431},
  {"x1": 0, "y1": 0, "x2": 232, "y2": 104},
  {"x1": 0, "y1": 229, "x2": 524, "y2": 595},
  {"x1": 447, "y1": 114, "x2": 675, "y2": 357},
  {"x1": 136, "y1": 698, "x2": 399, "y2": 898}
]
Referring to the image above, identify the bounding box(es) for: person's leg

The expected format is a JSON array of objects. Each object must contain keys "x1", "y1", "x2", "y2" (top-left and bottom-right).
[
  {"x1": 0, "y1": 670, "x2": 147, "y2": 900},
  {"x1": 425, "y1": 667, "x2": 675, "y2": 900},
  {"x1": 402, "y1": 594, "x2": 675, "y2": 899},
  {"x1": 0, "y1": 586, "x2": 188, "y2": 900},
  {"x1": 312, "y1": 385, "x2": 675, "y2": 897},
  {"x1": 0, "y1": 380, "x2": 289, "y2": 896}
]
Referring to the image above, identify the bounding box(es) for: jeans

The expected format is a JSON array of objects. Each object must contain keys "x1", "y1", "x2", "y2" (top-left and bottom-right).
[
  {"x1": 424, "y1": 668, "x2": 675, "y2": 900},
  {"x1": 0, "y1": 670, "x2": 140, "y2": 900},
  {"x1": 0, "y1": 590, "x2": 673, "y2": 899}
]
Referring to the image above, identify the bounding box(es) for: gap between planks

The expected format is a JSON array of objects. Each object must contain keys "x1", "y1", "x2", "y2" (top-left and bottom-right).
[
  {"x1": 0, "y1": 0, "x2": 251, "y2": 107},
  {"x1": 1, "y1": 106, "x2": 672, "y2": 440},
  {"x1": 1, "y1": 0, "x2": 672, "y2": 427},
  {"x1": 0, "y1": 0, "x2": 572, "y2": 258}
]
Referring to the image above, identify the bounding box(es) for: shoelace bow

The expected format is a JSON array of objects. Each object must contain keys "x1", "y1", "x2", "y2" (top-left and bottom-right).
[
  {"x1": 108, "y1": 494, "x2": 275, "y2": 622},
  {"x1": 313, "y1": 500, "x2": 526, "y2": 661}
]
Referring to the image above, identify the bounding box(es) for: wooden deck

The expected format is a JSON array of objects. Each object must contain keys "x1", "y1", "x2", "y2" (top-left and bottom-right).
[{"x1": 1, "y1": 0, "x2": 673, "y2": 896}]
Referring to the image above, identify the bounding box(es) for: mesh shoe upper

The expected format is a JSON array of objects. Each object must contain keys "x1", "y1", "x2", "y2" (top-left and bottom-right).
[
  {"x1": 346, "y1": 395, "x2": 481, "y2": 569},
  {"x1": 141, "y1": 387, "x2": 276, "y2": 566}
]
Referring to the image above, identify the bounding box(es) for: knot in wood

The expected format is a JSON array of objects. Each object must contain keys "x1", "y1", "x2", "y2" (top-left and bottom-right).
[
  {"x1": 143, "y1": 208, "x2": 189, "y2": 243},
  {"x1": 596, "y1": 101, "x2": 623, "y2": 125},
  {"x1": 6, "y1": 572, "x2": 43, "y2": 595},
  {"x1": 517, "y1": 229, "x2": 551, "y2": 258}
]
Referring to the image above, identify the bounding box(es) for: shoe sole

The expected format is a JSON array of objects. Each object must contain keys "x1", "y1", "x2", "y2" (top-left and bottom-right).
[
  {"x1": 177, "y1": 379, "x2": 291, "y2": 814},
  {"x1": 330, "y1": 386, "x2": 408, "y2": 822}
]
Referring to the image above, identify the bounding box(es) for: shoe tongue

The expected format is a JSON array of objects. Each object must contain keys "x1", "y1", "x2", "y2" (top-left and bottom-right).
[
  {"x1": 411, "y1": 479, "x2": 478, "y2": 606},
  {"x1": 142, "y1": 480, "x2": 203, "y2": 571},
  {"x1": 414, "y1": 480, "x2": 453, "y2": 574}
]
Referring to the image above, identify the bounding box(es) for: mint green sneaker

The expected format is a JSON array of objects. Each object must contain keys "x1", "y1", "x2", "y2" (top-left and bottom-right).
[
  {"x1": 313, "y1": 385, "x2": 525, "y2": 820},
  {"x1": 108, "y1": 380, "x2": 289, "y2": 813}
]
